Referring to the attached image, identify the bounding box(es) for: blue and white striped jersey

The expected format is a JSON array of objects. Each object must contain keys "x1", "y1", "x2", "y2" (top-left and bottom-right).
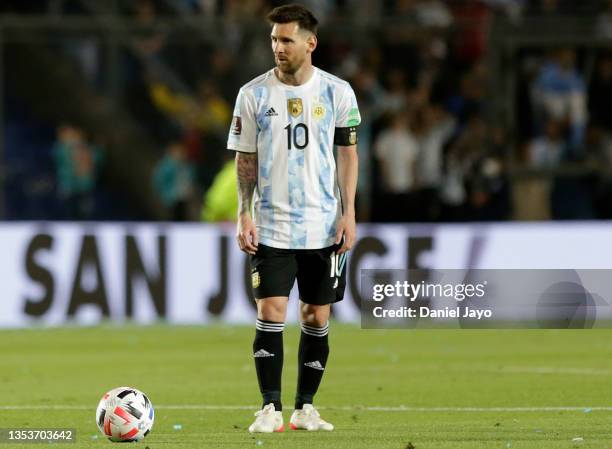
[{"x1": 228, "y1": 67, "x2": 361, "y2": 249}]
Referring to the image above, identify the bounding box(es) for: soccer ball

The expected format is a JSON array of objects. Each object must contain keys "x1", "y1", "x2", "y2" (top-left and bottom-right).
[{"x1": 96, "y1": 387, "x2": 154, "y2": 442}]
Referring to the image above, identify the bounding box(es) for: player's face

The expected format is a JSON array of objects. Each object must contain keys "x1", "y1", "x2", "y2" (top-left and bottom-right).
[{"x1": 270, "y1": 22, "x2": 315, "y2": 75}]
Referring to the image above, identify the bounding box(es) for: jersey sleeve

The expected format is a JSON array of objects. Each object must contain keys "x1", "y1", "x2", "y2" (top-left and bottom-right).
[
  {"x1": 227, "y1": 89, "x2": 257, "y2": 153},
  {"x1": 335, "y1": 84, "x2": 361, "y2": 129}
]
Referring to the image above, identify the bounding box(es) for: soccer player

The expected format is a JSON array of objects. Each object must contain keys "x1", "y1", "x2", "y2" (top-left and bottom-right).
[{"x1": 227, "y1": 4, "x2": 360, "y2": 433}]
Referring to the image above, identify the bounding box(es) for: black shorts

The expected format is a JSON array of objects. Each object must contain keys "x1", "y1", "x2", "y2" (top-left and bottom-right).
[{"x1": 249, "y1": 243, "x2": 347, "y2": 305}]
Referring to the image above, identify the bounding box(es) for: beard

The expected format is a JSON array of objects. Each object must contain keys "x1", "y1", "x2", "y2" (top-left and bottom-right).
[{"x1": 276, "y1": 55, "x2": 305, "y2": 75}]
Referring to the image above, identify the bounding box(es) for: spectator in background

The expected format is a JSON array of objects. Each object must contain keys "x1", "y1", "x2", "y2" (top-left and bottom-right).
[
  {"x1": 189, "y1": 77, "x2": 232, "y2": 180},
  {"x1": 528, "y1": 117, "x2": 595, "y2": 220},
  {"x1": 201, "y1": 155, "x2": 238, "y2": 223},
  {"x1": 467, "y1": 154, "x2": 512, "y2": 221},
  {"x1": 350, "y1": 66, "x2": 389, "y2": 221},
  {"x1": 53, "y1": 124, "x2": 104, "y2": 220},
  {"x1": 193, "y1": 78, "x2": 232, "y2": 138},
  {"x1": 149, "y1": 77, "x2": 231, "y2": 136},
  {"x1": 532, "y1": 48, "x2": 587, "y2": 153},
  {"x1": 153, "y1": 142, "x2": 196, "y2": 221},
  {"x1": 447, "y1": 61, "x2": 489, "y2": 133},
  {"x1": 374, "y1": 111, "x2": 420, "y2": 222},
  {"x1": 149, "y1": 77, "x2": 232, "y2": 190},
  {"x1": 352, "y1": 66, "x2": 388, "y2": 120},
  {"x1": 415, "y1": 36, "x2": 449, "y2": 90},
  {"x1": 382, "y1": 68, "x2": 409, "y2": 113},
  {"x1": 122, "y1": 0, "x2": 171, "y2": 144},
  {"x1": 413, "y1": 103, "x2": 456, "y2": 221},
  {"x1": 440, "y1": 112, "x2": 487, "y2": 221},
  {"x1": 528, "y1": 117, "x2": 564, "y2": 168}
]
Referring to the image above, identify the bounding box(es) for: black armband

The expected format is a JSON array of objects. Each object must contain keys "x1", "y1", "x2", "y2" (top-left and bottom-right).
[{"x1": 334, "y1": 126, "x2": 359, "y2": 146}]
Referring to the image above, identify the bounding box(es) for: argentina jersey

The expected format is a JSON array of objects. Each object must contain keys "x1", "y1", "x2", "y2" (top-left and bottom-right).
[{"x1": 228, "y1": 67, "x2": 361, "y2": 249}]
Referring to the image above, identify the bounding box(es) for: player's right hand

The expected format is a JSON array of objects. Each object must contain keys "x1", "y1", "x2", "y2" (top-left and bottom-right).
[{"x1": 237, "y1": 214, "x2": 259, "y2": 255}]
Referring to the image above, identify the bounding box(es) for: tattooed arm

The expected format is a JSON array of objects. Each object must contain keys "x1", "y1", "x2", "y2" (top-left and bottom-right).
[{"x1": 235, "y1": 151, "x2": 258, "y2": 254}]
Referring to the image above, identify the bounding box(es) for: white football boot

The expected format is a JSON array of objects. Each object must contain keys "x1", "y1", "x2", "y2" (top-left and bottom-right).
[
  {"x1": 289, "y1": 404, "x2": 334, "y2": 431},
  {"x1": 248, "y1": 403, "x2": 284, "y2": 433}
]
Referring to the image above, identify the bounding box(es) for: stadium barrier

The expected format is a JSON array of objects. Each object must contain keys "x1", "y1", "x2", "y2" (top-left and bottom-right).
[{"x1": 1, "y1": 222, "x2": 610, "y2": 328}]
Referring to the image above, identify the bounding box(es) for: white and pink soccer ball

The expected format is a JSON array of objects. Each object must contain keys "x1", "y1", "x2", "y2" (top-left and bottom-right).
[{"x1": 96, "y1": 387, "x2": 154, "y2": 442}]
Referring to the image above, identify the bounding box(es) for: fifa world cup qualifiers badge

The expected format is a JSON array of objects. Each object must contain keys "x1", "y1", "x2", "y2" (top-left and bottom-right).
[
  {"x1": 231, "y1": 116, "x2": 242, "y2": 135},
  {"x1": 252, "y1": 271, "x2": 261, "y2": 289}
]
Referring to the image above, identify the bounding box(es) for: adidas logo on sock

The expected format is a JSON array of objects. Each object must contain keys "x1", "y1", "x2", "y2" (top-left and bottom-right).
[
  {"x1": 304, "y1": 360, "x2": 325, "y2": 371},
  {"x1": 265, "y1": 107, "x2": 278, "y2": 117},
  {"x1": 254, "y1": 349, "x2": 275, "y2": 358}
]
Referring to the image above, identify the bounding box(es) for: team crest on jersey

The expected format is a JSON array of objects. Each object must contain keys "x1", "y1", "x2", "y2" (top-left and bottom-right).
[
  {"x1": 287, "y1": 98, "x2": 303, "y2": 117},
  {"x1": 252, "y1": 271, "x2": 261, "y2": 289},
  {"x1": 312, "y1": 102, "x2": 326, "y2": 120}
]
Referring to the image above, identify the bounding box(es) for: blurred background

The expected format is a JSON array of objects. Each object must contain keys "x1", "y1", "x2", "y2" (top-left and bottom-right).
[
  {"x1": 3, "y1": 6, "x2": 612, "y2": 445},
  {"x1": 3, "y1": 0, "x2": 612, "y2": 224},
  {"x1": 2, "y1": 0, "x2": 612, "y2": 329}
]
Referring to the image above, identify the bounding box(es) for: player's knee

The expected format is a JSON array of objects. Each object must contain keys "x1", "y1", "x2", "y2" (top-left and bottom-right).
[
  {"x1": 299, "y1": 303, "x2": 330, "y2": 327},
  {"x1": 257, "y1": 297, "x2": 287, "y2": 322}
]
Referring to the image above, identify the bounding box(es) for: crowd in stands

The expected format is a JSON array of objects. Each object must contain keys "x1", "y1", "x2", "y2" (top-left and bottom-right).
[
  {"x1": 6, "y1": 0, "x2": 612, "y2": 222},
  {"x1": 51, "y1": 124, "x2": 104, "y2": 220}
]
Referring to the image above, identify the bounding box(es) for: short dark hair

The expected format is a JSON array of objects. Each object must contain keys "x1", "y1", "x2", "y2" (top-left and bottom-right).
[{"x1": 267, "y1": 4, "x2": 318, "y2": 35}]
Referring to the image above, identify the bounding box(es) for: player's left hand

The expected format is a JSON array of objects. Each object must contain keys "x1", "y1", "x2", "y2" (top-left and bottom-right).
[{"x1": 335, "y1": 213, "x2": 356, "y2": 254}]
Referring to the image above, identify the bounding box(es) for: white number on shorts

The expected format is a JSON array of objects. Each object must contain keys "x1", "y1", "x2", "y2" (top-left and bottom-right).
[{"x1": 329, "y1": 252, "x2": 347, "y2": 278}]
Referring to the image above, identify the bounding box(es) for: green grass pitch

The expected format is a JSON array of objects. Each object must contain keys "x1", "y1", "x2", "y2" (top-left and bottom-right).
[{"x1": 1, "y1": 325, "x2": 612, "y2": 448}]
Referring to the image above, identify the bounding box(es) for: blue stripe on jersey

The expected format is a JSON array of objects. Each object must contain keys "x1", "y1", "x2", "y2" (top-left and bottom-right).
[
  {"x1": 319, "y1": 81, "x2": 337, "y2": 238},
  {"x1": 286, "y1": 90, "x2": 306, "y2": 248},
  {"x1": 254, "y1": 86, "x2": 274, "y2": 230}
]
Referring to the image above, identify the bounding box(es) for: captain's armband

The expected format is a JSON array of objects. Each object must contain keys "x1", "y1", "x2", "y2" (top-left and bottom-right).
[{"x1": 334, "y1": 126, "x2": 358, "y2": 146}]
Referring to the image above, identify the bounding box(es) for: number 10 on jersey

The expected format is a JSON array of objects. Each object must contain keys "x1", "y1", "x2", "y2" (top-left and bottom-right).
[{"x1": 285, "y1": 123, "x2": 309, "y2": 150}]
